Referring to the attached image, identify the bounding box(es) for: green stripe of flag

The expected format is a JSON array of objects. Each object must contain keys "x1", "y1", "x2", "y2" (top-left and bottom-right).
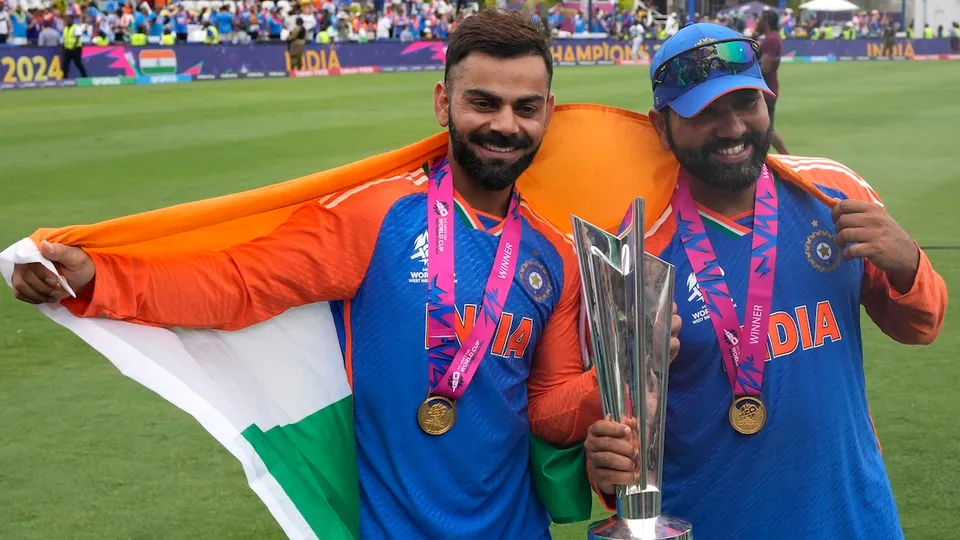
[{"x1": 242, "y1": 395, "x2": 360, "y2": 539}]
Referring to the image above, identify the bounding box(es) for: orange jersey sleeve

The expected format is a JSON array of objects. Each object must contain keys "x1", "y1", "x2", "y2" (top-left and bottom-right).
[
  {"x1": 779, "y1": 156, "x2": 947, "y2": 345},
  {"x1": 524, "y1": 204, "x2": 603, "y2": 448},
  {"x1": 60, "y1": 171, "x2": 426, "y2": 331},
  {"x1": 860, "y1": 244, "x2": 946, "y2": 344}
]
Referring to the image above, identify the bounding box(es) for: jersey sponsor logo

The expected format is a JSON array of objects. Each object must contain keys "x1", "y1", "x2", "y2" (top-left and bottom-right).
[
  {"x1": 423, "y1": 303, "x2": 534, "y2": 359},
  {"x1": 409, "y1": 231, "x2": 429, "y2": 284},
  {"x1": 805, "y1": 223, "x2": 841, "y2": 272},
  {"x1": 519, "y1": 259, "x2": 552, "y2": 304}
]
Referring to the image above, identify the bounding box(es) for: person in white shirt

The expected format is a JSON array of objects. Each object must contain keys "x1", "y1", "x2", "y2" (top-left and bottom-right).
[
  {"x1": 300, "y1": 6, "x2": 317, "y2": 40},
  {"x1": 376, "y1": 14, "x2": 391, "y2": 40},
  {"x1": 631, "y1": 21, "x2": 644, "y2": 60},
  {"x1": 0, "y1": 6, "x2": 11, "y2": 44}
]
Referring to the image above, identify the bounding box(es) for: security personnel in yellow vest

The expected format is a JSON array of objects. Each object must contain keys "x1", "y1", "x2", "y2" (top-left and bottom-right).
[
  {"x1": 130, "y1": 25, "x2": 148, "y2": 46},
  {"x1": 923, "y1": 24, "x2": 933, "y2": 39},
  {"x1": 823, "y1": 25, "x2": 834, "y2": 39},
  {"x1": 92, "y1": 34, "x2": 109, "y2": 46},
  {"x1": 318, "y1": 26, "x2": 332, "y2": 44},
  {"x1": 161, "y1": 28, "x2": 176, "y2": 46},
  {"x1": 841, "y1": 23, "x2": 855, "y2": 40},
  {"x1": 810, "y1": 26, "x2": 821, "y2": 39},
  {"x1": 203, "y1": 21, "x2": 220, "y2": 44},
  {"x1": 656, "y1": 26, "x2": 667, "y2": 40},
  {"x1": 61, "y1": 15, "x2": 88, "y2": 78}
]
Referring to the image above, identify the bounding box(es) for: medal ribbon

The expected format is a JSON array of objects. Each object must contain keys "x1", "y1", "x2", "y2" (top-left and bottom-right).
[
  {"x1": 672, "y1": 165, "x2": 779, "y2": 397},
  {"x1": 426, "y1": 158, "x2": 523, "y2": 400}
]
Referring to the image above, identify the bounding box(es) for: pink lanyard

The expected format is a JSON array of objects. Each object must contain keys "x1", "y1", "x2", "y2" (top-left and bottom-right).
[
  {"x1": 672, "y1": 165, "x2": 779, "y2": 399},
  {"x1": 425, "y1": 158, "x2": 523, "y2": 400}
]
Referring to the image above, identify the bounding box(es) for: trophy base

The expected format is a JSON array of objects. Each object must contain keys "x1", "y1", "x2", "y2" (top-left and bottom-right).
[{"x1": 587, "y1": 515, "x2": 692, "y2": 540}]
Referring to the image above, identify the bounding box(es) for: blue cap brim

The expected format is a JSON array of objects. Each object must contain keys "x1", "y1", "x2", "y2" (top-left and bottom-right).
[{"x1": 668, "y1": 74, "x2": 775, "y2": 118}]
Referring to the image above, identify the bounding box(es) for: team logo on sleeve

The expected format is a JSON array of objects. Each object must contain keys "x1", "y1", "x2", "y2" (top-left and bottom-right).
[
  {"x1": 519, "y1": 259, "x2": 552, "y2": 304},
  {"x1": 805, "y1": 228, "x2": 841, "y2": 272}
]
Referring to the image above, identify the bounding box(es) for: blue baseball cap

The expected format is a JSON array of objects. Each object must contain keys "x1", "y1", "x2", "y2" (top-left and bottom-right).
[{"x1": 650, "y1": 23, "x2": 774, "y2": 118}]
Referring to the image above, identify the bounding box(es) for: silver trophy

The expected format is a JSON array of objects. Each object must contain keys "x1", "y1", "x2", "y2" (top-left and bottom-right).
[{"x1": 571, "y1": 198, "x2": 692, "y2": 540}]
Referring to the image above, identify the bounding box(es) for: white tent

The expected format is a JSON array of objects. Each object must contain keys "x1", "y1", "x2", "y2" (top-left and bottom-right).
[{"x1": 798, "y1": 0, "x2": 859, "y2": 11}]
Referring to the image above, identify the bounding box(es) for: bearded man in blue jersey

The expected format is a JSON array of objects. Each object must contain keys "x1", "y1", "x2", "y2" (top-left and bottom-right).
[{"x1": 583, "y1": 23, "x2": 947, "y2": 539}]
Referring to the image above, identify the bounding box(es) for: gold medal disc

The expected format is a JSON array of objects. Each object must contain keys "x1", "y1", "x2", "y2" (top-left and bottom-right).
[
  {"x1": 417, "y1": 395, "x2": 456, "y2": 436},
  {"x1": 729, "y1": 396, "x2": 767, "y2": 435}
]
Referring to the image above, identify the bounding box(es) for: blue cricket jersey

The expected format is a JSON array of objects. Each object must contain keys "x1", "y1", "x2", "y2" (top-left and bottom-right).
[
  {"x1": 322, "y1": 167, "x2": 584, "y2": 539},
  {"x1": 604, "y1": 157, "x2": 947, "y2": 539}
]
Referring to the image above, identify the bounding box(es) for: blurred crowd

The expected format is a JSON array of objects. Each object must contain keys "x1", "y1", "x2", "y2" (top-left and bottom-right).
[
  {"x1": 716, "y1": 8, "x2": 959, "y2": 40},
  {"x1": 0, "y1": 0, "x2": 484, "y2": 45},
  {"x1": 0, "y1": 0, "x2": 957, "y2": 46}
]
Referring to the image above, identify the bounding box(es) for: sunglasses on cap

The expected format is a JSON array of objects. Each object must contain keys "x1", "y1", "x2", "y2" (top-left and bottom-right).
[{"x1": 652, "y1": 38, "x2": 761, "y2": 90}]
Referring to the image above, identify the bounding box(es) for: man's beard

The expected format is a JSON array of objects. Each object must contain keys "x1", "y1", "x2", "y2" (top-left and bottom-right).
[
  {"x1": 666, "y1": 121, "x2": 772, "y2": 192},
  {"x1": 449, "y1": 117, "x2": 540, "y2": 192}
]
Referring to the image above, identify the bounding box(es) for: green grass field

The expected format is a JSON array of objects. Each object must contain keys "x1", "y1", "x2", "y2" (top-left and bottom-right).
[{"x1": 1, "y1": 62, "x2": 958, "y2": 539}]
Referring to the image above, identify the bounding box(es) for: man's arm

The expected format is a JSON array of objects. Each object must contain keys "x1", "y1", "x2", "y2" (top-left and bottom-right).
[
  {"x1": 860, "y1": 246, "x2": 946, "y2": 345},
  {"x1": 51, "y1": 181, "x2": 408, "y2": 331},
  {"x1": 527, "y1": 252, "x2": 603, "y2": 448},
  {"x1": 757, "y1": 36, "x2": 780, "y2": 76},
  {"x1": 760, "y1": 54, "x2": 776, "y2": 75},
  {"x1": 832, "y1": 198, "x2": 947, "y2": 345}
]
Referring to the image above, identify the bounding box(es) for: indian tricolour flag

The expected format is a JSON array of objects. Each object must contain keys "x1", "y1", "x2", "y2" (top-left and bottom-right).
[
  {"x1": 5, "y1": 105, "x2": 814, "y2": 539},
  {"x1": 139, "y1": 50, "x2": 178, "y2": 75}
]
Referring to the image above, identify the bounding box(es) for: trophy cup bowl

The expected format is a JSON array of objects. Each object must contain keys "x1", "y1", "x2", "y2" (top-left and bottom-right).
[{"x1": 571, "y1": 198, "x2": 692, "y2": 540}]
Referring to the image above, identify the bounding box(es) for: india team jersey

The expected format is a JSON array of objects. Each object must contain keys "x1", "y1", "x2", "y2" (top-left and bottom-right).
[
  {"x1": 64, "y1": 165, "x2": 597, "y2": 539},
  {"x1": 604, "y1": 157, "x2": 946, "y2": 539},
  {"x1": 325, "y1": 167, "x2": 583, "y2": 539}
]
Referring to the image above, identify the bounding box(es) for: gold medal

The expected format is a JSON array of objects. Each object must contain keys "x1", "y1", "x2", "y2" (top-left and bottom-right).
[
  {"x1": 417, "y1": 395, "x2": 456, "y2": 435},
  {"x1": 729, "y1": 396, "x2": 766, "y2": 435}
]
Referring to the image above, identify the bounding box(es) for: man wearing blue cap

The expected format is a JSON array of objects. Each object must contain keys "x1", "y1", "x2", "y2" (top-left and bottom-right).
[{"x1": 582, "y1": 22, "x2": 947, "y2": 539}]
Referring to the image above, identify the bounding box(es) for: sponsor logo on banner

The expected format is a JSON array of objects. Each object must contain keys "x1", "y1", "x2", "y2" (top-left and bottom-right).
[
  {"x1": 291, "y1": 66, "x2": 379, "y2": 78},
  {"x1": 616, "y1": 58, "x2": 651, "y2": 66},
  {"x1": 140, "y1": 74, "x2": 180, "y2": 84},
  {"x1": 133, "y1": 74, "x2": 192, "y2": 85},
  {"x1": 380, "y1": 65, "x2": 442, "y2": 72},
  {"x1": 78, "y1": 76, "x2": 137, "y2": 86},
  {"x1": 913, "y1": 54, "x2": 960, "y2": 61}
]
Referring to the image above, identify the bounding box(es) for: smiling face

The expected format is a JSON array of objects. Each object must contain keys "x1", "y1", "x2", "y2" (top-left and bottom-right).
[
  {"x1": 651, "y1": 89, "x2": 772, "y2": 192},
  {"x1": 434, "y1": 52, "x2": 555, "y2": 192}
]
